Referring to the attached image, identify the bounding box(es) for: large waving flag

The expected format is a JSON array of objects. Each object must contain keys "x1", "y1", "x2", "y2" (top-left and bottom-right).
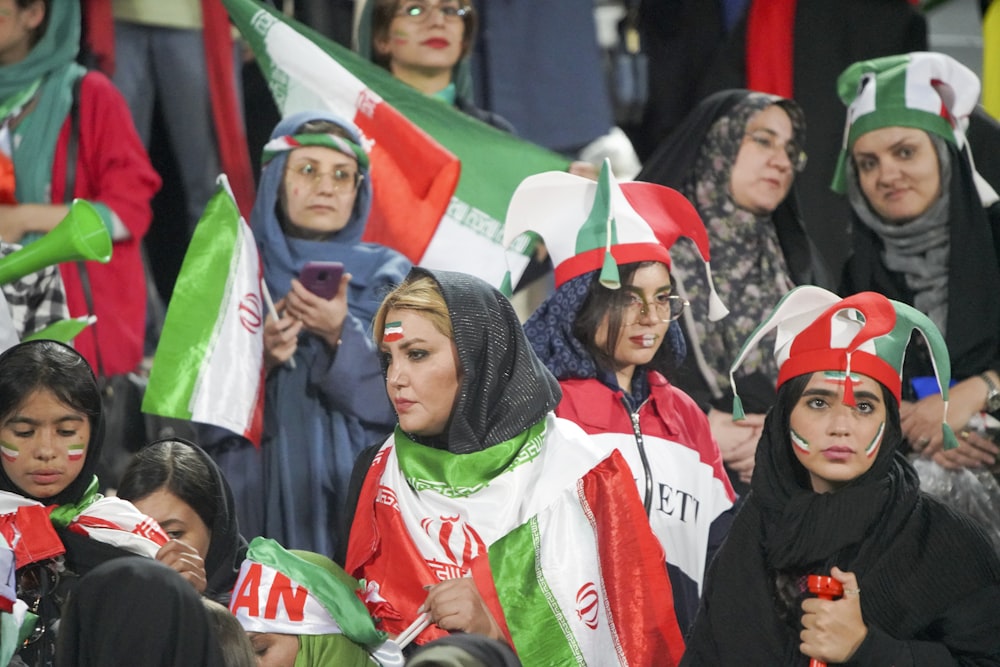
[
  {"x1": 142, "y1": 175, "x2": 265, "y2": 445},
  {"x1": 471, "y1": 450, "x2": 686, "y2": 666},
  {"x1": 224, "y1": 0, "x2": 570, "y2": 286}
]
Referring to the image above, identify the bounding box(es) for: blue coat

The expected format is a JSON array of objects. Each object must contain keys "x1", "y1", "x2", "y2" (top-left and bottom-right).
[{"x1": 210, "y1": 111, "x2": 410, "y2": 559}]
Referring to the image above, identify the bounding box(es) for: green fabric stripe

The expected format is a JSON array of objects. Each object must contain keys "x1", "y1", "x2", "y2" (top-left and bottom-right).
[
  {"x1": 490, "y1": 518, "x2": 581, "y2": 664},
  {"x1": 396, "y1": 420, "x2": 546, "y2": 497},
  {"x1": 247, "y1": 537, "x2": 386, "y2": 647},
  {"x1": 48, "y1": 476, "x2": 99, "y2": 527},
  {"x1": 847, "y1": 107, "x2": 956, "y2": 151},
  {"x1": 262, "y1": 133, "x2": 370, "y2": 169},
  {"x1": 142, "y1": 187, "x2": 240, "y2": 418},
  {"x1": 22, "y1": 317, "x2": 91, "y2": 344},
  {"x1": 575, "y1": 161, "x2": 615, "y2": 256}
]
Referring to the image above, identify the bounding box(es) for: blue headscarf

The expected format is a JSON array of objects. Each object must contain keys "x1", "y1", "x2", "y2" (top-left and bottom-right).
[{"x1": 250, "y1": 111, "x2": 379, "y2": 301}]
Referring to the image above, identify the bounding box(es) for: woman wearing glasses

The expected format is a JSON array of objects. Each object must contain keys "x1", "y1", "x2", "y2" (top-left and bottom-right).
[
  {"x1": 360, "y1": 0, "x2": 513, "y2": 132},
  {"x1": 636, "y1": 90, "x2": 830, "y2": 496},
  {"x1": 514, "y1": 163, "x2": 736, "y2": 633},
  {"x1": 205, "y1": 111, "x2": 411, "y2": 560}
]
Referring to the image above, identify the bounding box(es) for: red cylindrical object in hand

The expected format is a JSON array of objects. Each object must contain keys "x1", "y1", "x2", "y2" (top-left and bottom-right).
[{"x1": 806, "y1": 575, "x2": 844, "y2": 667}]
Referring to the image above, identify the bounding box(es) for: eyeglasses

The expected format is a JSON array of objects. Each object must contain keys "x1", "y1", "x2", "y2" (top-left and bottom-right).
[
  {"x1": 744, "y1": 130, "x2": 808, "y2": 173},
  {"x1": 622, "y1": 292, "x2": 688, "y2": 325},
  {"x1": 396, "y1": 1, "x2": 469, "y2": 23},
  {"x1": 286, "y1": 161, "x2": 363, "y2": 193}
]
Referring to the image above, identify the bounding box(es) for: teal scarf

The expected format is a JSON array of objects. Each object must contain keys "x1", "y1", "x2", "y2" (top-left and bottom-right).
[{"x1": 0, "y1": 1, "x2": 85, "y2": 205}]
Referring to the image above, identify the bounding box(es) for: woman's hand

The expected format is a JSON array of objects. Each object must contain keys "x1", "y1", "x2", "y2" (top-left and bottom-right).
[
  {"x1": 155, "y1": 539, "x2": 207, "y2": 594},
  {"x1": 800, "y1": 567, "x2": 867, "y2": 664},
  {"x1": 420, "y1": 578, "x2": 504, "y2": 641},
  {"x1": 263, "y1": 298, "x2": 303, "y2": 372},
  {"x1": 708, "y1": 409, "x2": 764, "y2": 484},
  {"x1": 284, "y1": 273, "x2": 351, "y2": 349},
  {"x1": 903, "y1": 377, "x2": 999, "y2": 468}
]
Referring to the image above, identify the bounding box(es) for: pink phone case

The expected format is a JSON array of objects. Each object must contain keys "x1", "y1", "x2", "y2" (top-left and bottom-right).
[{"x1": 299, "y1": 261, "x2": 344, "y2": 299}]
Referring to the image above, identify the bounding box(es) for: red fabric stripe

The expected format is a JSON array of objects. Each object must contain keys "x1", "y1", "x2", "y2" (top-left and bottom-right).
[
  {"x1": 554, "y1": 244, "x2": 672, "y2": 287},
  {"x1": 202, "y1": 0, "x2": 257, "y2": 219},
  {"x1": 745, "y1": 0, "x2": 798, "y2": 98},
  {"x1": 582, "y1": 450, "x2": 686, "y2": 666},
  {"x1": 358, "y1": 104, "x2": 461, "y2": 263}
]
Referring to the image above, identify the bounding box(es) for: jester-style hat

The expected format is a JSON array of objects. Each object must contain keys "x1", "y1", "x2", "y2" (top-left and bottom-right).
[
  {"x1": 831, "y1": 51, "x2": 980, "y2": 193},
  {"x1": 502, "y1": 159, "x2": 728, "y2": 320},
  {"x1": 230, "y1": 537, "x2": 402, "y2": 665},
  {"x1": 729, "y1": 286, "x2": 959, "y2": 449}
]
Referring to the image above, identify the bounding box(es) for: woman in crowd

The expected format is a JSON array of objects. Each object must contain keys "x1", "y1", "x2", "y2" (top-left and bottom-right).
[
  {"x1": 834, "y1": 52, "x2": 1000, "y2": 470},
  {"x1": 682, "y1": 286, "x2": 1000, "y2": 665},
  {"x1": 117, "y1": 438, "x2": 248, "y2": 604},
  {"x1": 361, "y1": 0, "x2": 512, "y2": 130},
  {"x1": 205, "y1": 110, "x2": 410, "y2": 559},
  {"x1": 229, "y1": 537, "x2": 400, "y2": 667},
  {"x1": 55, "y1": 557, "x2": 225, "y2": 667},
  {"x1": 0, "y1": 340, "x2": 185, "y2": 666},
  {"x1": 510, "y1": 162, "x2": 735, "y2": 632},
  {"x1": 344, "y1": 267, "x2": 685, "y2": 664},
  {"x1": 0, "y1": 0, "x2": 159, "y2": 378},
  {"x1": 637, "y1": 89, "x2": 829, "y2": 494}
]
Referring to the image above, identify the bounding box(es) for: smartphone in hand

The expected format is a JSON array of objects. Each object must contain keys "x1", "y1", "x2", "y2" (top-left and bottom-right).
[{"x1": 298, "y1": 261, "x2": 344, "y2": 299}]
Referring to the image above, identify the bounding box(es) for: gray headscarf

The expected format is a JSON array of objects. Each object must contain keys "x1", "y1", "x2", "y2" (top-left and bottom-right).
[{"x1": 845, "y1": 132, "x2": 952, "y2": 336}]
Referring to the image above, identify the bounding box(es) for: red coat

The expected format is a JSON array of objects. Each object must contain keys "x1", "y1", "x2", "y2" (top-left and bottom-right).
[{"x1": 53, "y1": 72, "x2": 161, "y2": 376}]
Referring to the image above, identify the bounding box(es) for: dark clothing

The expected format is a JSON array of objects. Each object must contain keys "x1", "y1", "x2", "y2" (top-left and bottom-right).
[
  {"x1": 682, "y1": 384, "x2": 1000, "y2": 665},
  {"x1": 840, "y1": 142, "x2": 1000, "y2": 387},
  {"x1": 55, "y1": 557, "x2": 224, "y2": 667}
]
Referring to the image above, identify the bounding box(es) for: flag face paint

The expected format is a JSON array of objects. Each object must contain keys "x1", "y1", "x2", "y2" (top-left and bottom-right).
[
  {"x1": 866, "y1": 421, "x2": 885, "y2": 457},
  {"x1": 0, "y1": 442, "x2": 17, "y2": 463},
  {"x1": 383, "y1": 321, "x2": 404, "y2": 342},
  {"x1": 67, "y1": 443, "x2": 85, "y2": 461},
  {"x1": 791, "y1": 428, "x2": 810, "y2": 453}
]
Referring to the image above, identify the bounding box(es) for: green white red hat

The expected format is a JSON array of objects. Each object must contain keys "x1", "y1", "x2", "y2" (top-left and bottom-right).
[
  {"x1": 831, "y1": 51, "x2": 980, "y2": 193},
  {"x1": 230, "y1": 537, "x2": 401, "y2": 664},
  {"x1": 729, "y1": 285, "x2": 959, "y2": 449},
  {"x1": 502, "y1": 159, "x2": 728, "y2": 320}
]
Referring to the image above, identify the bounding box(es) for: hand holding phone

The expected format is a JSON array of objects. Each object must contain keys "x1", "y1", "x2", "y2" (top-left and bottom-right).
[{"x1": 298, "y1": 261, "x2": 344, "y2": 300}]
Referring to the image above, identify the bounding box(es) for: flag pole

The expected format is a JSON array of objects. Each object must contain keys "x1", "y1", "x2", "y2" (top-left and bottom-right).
[{"x1": 260, "y1": 278, "x2": 296, "y2": 370}]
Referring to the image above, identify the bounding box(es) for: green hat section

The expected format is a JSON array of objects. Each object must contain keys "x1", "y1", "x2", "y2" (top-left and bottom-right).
[
  {"x1": 578, "y1": 160, "x2": 623, "y2": 288},
  {"x1": 831, "y1": 52, "x2": 980, "y2": 192}
]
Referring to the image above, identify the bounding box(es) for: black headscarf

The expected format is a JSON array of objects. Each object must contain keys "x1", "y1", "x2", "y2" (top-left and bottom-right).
[
  {"x1": 409, "y1": 268, "x2": 560, "y2": 454},
  {"x1": 407, "y1": 633, "x2": 523, "y2": 667},
  {"x1": 117, "y1": 438, "x2": 248, "y2": 604},
  {"x1": 682, "y1": 378, "x2": 1000, "y2": 665},
  {"x1": 0, "y1": 340, "x2": 104, "y2": 506},
  {"x1": 841, "y1": 139, "x2": 1000, "y2": 382},
  {"x1": 55, "y1": 557, "x2": 224, "y2": 667}
]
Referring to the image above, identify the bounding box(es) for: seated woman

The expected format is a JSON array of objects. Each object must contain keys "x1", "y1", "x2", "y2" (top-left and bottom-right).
[
  {"x1": 0, "y1": 340, "x2": 179, "y2": 665},
  {"x1": 202, "y1": 110, "x2": 411, "y2": 559},
  {"x1": 117, "y1": 437, "x2": 248, "y2": 604},
  {"x1": 229, "y1": 536, "x2": 400, "y2": 667},
  {"x1": 637, "y1": 90, "x2": 829, "y2": 494},
  {"x1": 834, "y1": 52, "x2": 1000, "y2": 471},
  {"x1": 681, "y1": 286, "x2": 1000, "y2": 665},
  {"x1": 511, "y1": 161, "x2": 735, "y2": 632},
  {"x1": 344, "y1": 267, "x2": 685, "y2": 664}
]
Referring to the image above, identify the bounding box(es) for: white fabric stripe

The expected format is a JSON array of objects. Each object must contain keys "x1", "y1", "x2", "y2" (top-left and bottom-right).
[
  {"x1": 534, "y1": 480, "x2": 626, "y2": 666},
  {"x1": 232, "y1": 560, "x2": 343, "y2": 636},
  {"x1": 261, "y1": 14, "x2": 371, "y2": 120}
]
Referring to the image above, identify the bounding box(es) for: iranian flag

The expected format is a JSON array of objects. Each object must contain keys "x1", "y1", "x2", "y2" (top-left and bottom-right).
[
  {"x1": 472, "y1": 451, "x2": 685, "y2": 666},
  {"x1": 224, "y1": 0, "x2": 570, "y2": 287},
  {"x1": 141, "y1": 175, "x2": 265, "y2": 445}
]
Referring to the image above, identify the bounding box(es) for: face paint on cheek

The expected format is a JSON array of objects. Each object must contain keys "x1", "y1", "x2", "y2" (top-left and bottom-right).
[
  {"x1": 391, "y1": 28, "x2": 411, "y2": 45},
  {"x1": 791, "y1": 428, "x2": 810, "y2": 453},
  {"x1": 865, "y1": 421, "x2": 885, "y2": 457},
  {"x1": 0, "y1": 441, "x2": 17, "y2": 462},
  {"x1": 384, "y1": 321, "x2": 404, "y2": 343},
  {"x1": 67, "y1": 443, "x2": 85, "y2": 461}
]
